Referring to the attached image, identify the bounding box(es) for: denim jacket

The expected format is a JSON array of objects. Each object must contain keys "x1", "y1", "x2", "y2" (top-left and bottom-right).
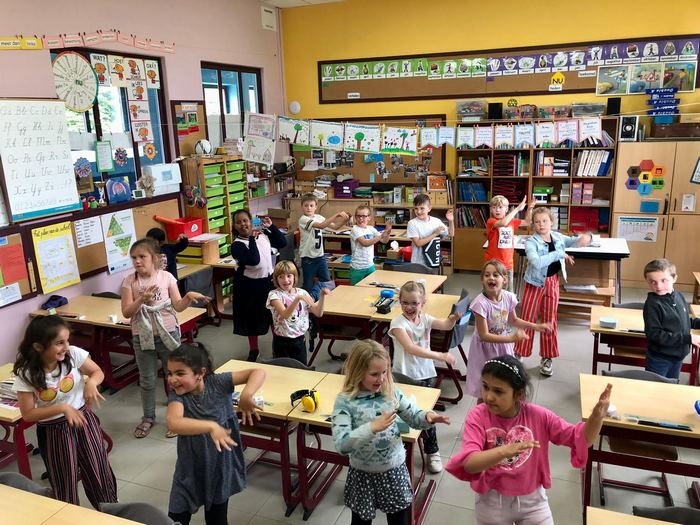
[{"x1": 523, "y1": 232, "x2": 582, "y2": 287}]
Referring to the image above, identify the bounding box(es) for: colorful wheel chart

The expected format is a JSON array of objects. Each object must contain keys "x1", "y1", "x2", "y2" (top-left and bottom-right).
[{"x1": 52, "y1": 51, "x2": 98, "y2": 112}]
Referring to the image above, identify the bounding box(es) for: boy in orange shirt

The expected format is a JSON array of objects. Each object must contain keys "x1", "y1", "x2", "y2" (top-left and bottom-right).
[{"x1": 484, "y1": 195, "x2": 534, "y2": 291}]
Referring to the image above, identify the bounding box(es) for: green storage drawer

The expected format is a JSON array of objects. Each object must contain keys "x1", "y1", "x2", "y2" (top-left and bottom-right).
[
  {"x1": 229, "y1": 201, "x2": 245, "y2": 212},
  {"x1": 226, "y1": 160, "x2": 245, "y2": 172},
  {"x1": 208, "y1": 206, "x2": 225, "y2": 220},
  {"x1": 208, "y1": 216, "x2": 226, "y2": 230},
  {"x1": 334, "y1": 269, "x2": 351, "y2": 279},
  {"x1": 207, "y1": 196, "x2": 225, "y2": 209},
  {"x1": 219, "y1": 244, "x2": 230, "y2": 257},
  {"x1": 226, "y1": 170, "x2": 244, "y2": 182},
  {"x1": 203, "y1": 163, "x2": 224, "y2": 175},
  {"x1": 206, "y1": 185, "x2": 225, "y2": 197},
  {"x1": 205, "y1": 174, "x2": 223, "y2": 187},
  {"x1": 218, "y1": 236, "x2": 228, "y2": 246},
  {"x1": 228, "y1": 190, "x2": 245, "y2": 204},
  {"x1": 228, "y1": 181, "x2": 245, "y2": 193}
]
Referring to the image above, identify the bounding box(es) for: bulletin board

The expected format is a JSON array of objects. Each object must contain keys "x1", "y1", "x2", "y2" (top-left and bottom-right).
[
  {"x1": 0, "y1": 233, "x2": 34, "y2": 297},
  {"x1": 292, "y1": 114, "x2": 446, "y2": 185},
  {"x1": 171, "y1": 100, "x2": 207, "y2": 157},
  {"x1": 319, "y1": 34, "x2": 700, "y2": 103}
]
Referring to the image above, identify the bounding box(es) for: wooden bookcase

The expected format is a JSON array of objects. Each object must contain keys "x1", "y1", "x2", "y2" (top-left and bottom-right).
[{"x1": 454, "y1": 117, "x2": 620, "y2": 271}]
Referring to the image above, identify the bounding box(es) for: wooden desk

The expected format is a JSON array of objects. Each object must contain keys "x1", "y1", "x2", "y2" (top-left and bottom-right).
[
  {"x1": 356, "y1": 270, "x2": 447, "y2": 293},
  {"x1": 177, "y1": 263, "x2": 210, "y2": 280},
  {"x1": 580, "y1": 374, "x2": 700, "y2": 522},
  {"x1": 287, "y1": 372, "x2": 441, "y2": 525},
  {"x1": 322, "y1": 285, "x2": 380, "y2": 319},
  {"x1": 215, "y1": 359, "x2": 327, "y2": 515},
  {"x1": 589, "y1": 305, "x2": 699, "y2": 385},
  {"x1": 586, "y1": 506, "x2": 669, "y2": 524},
  {"x1": 370, "y1": 293, "x2": 460, "y2": 323},
  {"x1": 0, "y1": 363, "x2": 36, "y2": 480}
]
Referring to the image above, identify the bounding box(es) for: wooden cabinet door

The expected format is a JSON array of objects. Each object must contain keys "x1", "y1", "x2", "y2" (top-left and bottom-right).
[
  {"x1": 664, "y1": 214, "x2": 700, "y2": 285},
  {"x1": 612, "y1": 213, "x2": 668, "y2": 283},
  {"x1": 453, "y1": 228, "x2": 488, "y2": 271},
  {"x1": 614, "y1": 142, "x2": 676, "y2": 214},
  {"x1": 669, "y1": 142, "x2": 700, "y2": 214}
]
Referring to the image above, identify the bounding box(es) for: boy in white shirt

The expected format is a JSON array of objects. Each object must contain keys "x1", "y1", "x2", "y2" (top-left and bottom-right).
[
  {"x1": 407, "y1": 194, "x2": 454, "y2": 270},
  {"x1": 350, "y1": 205, "x2": 391, "y2": 285},
  {"x1": 298, "y1": 193, "x2": 349, "y2": 292}
]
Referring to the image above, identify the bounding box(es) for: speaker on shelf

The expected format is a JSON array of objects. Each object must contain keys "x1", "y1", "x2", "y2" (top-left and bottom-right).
[
  {"x1": 619, "y1": 116, "x2": 639, "y2": 142},
  {"x1": 487, "y1": 103, "x2": 503, "y2": 120},
  {"x1": 606, "y1": 97, "x2": 621, "y2": 116}
]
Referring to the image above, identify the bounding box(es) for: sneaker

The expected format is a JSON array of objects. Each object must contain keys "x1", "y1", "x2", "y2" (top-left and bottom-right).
[
  {"x1": 539, "y1": 358, "x2": 553, "y2": 377},
  {"x1": 427, "y1": 453, "x2": 443, "y2": 474}
]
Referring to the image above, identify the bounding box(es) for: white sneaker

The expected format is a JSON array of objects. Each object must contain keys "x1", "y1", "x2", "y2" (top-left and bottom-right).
[
  {"x1": 427, "y1": 453, "x2": 443, "y2": 473},
  {"x1": 540, "y1": 358, "x2": 553, "y2": 377}
]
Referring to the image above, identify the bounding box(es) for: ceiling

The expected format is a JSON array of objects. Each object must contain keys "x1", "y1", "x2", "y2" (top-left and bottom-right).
[{"x1": 262, "y1": 0, "x2": 344, "y2": 7}]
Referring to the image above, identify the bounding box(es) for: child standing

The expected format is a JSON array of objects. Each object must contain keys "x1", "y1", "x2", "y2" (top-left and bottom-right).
[
  {"x1": 445, "y1": 356, "x2": 612, "y2": 525},
  {"x1": 484, "y1": 195, "x2": 534, "y2": 291},
  {"x1": 166, "y1": 343, "x2": 265, "y2": 525},
  {"x1": 121, "y1": 238, "x2": 210, "y2": 439},
  {"x1": 146, "y1": 227, "x2": 189, "y2": 279},
  {"x1": 350, "y1": 204, "x2": 392, "y2": 285},
  {"x1": 466, "y1": 260, "x2": 552, "y2": 399},
  {"x1": 266, "y1": 260, "x2": 329, "y2": 365},
  {"x1": 516, "y1": 207, "x2": 591, "y2": 377},
  {"x1": 407, "y1": 194, "x2": 454, "y2": 270},
  {"x1": 332, "y1": 340, "x2": 450, "y2": 525},
  {"x1": 12, "y1": 316, "x2": 117, "y2": 507},
  {"x1": 643, "y1": 258, "x2": 700, "y2": 379},
  {"x1": 231, "y1": 210, "x2": 287, "y2": 362},
  {"x1": 298, "y1": 193, "x2": 349, "y2": 291},
  {"x1": 389, "y1": 281, "x2": 461, "y2": 473}
]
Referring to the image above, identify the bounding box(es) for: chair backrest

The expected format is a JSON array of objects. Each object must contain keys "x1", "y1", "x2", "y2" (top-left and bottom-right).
[
  {"x1": 92, "y1": 291, "x2": 121, "y2": 300},
  {"x1": 392, "y1": 371, "x2": 423, "y2": 386},
  {"x1": 181, "y1": 267, "x2": 215, "y2": 307},
  {"x1": 612, "y1": 302, "x2": 645, "y2": 310},
  {"x1": 100, "y1": 502, "x2": 176, "y2": 525},
  {"x1": 261, "y1": 357, "x2": 316, "y2": 371},
  {"x1": 448, "y1": 288, "x2": 471, "y2": 348},
  {"x1": 0, "y1": 472, "x2": 51, "y2": 496},
  {"x1": 383, "y1": 262, "x2": 438, "y2": 275},
  {"x1": 633, "y1": 505, "x2": 700, "y2": 525},
  {"x1": 601, "y1": 368, "x2": 679, "y2": 384}
]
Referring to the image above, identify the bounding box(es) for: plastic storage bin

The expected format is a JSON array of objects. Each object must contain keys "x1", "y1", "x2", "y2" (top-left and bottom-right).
[
  {"x1": 162, "y1": 217, "x2": 204, "y2": 241},
  {"x1": 203, "y1": 163, "x2": 224, "y2": 175},
  {"x1": 372, "y1": 190, "x2": 393, "y2": 204}
]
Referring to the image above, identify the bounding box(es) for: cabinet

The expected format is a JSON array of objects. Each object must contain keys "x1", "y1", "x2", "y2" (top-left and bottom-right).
[
  {"x1": 454, "y1": 117, "x2": 619, "y2": 271},
  {"x1": 612, "y1": 141, "x2": 700, "y2": 288}
]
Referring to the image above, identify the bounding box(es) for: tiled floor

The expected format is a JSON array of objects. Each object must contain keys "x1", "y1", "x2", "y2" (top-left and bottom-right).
[{"x1": 3, "y1": 272, "x2": 698, "y2": 524}]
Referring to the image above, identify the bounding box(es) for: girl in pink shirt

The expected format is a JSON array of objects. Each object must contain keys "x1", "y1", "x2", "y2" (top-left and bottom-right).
[{"x1": 445, "y1": 356, "x2": 611, "y2": 524}]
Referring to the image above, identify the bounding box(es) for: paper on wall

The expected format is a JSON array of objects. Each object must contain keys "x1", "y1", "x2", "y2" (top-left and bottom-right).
[
  {"x1": 74, "y1": 217, "x2": 104, "y2": 248},
  {"x1": 101, "y1": 209, "x2": 136, "y2": 274},
  {"x1": 31, "y1": 222, "x2": 81, "y2": 293}
]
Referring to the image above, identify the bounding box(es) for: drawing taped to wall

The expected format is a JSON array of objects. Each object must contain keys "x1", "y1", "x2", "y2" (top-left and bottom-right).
[
  {"x1": 381, "y1": 126, "x2": 418, "y2": 156},
  {"x1": 309, "y1": 120, "x2": 344, "y2": 150},
  {"x1": 343, "y1": 123, "x2": 381, "y2": 153}
]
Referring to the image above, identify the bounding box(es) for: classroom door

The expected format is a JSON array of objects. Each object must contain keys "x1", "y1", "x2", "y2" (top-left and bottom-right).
[
  {"x1": 612, "y1": 213, "x2": 668, "y2": 283},
  {"x1": 613, "y1": 142, "x2": 676, "y2": 214},
  {"x1": 664, "y1": 214, "x2": 700, "y2": 285},
  {"x1": 669, "y1": 142, "x2": 700, "y2": 215}
]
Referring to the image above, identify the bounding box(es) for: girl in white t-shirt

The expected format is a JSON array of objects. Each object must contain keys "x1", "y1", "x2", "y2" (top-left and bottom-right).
[
  {"x1": 13, "y1": 315, "x2": 117, "y2": 507},
  {"x1": 389, "y1": 280, "x2": 461, "y2": 474},
  {"x1": 350, "y1": 204, "x2": 392, "y2": 285},
  {"x1": 121, "y1": 238, "x2": 210, "y2": 439},
  {"x1": 266, "y1": 260, "x2": 329, "y2": 365}
]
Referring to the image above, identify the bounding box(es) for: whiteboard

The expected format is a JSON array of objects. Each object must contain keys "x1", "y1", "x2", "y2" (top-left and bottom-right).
[{"x1": 0, "y1": 99, "x2": 81, "y2": 222}]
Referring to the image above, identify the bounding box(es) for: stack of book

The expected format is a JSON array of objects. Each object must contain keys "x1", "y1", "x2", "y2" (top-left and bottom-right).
[
  {"x1": 456, "y1": 205, "x2": 488, "y2": 228},
  {"x1": 458, "y1": 181, "x2": 488, "y2": 202},
  {"x1": 460, "y1": 156, "x2": 490, "y2": 176},
  {"x1": 553, "y1": 158, "x2": 570, "y2": 177},
  {"x1": 0, "y1": 376, "x2": 18, "y2": 410},
  {"x1": 493, "y1": 152, "x2": 516, "y2": 176}
]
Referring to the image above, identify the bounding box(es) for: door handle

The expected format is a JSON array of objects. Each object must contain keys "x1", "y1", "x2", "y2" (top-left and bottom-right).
[
  {"x1": 661, "y1": 217, "x2": 665, "y2": 230},
  {"x1": 662, "y1": 197, "x2": 669, "y2": 215},
  {"x1": 674, "y1": 198, "x2": 677, "y2": 212},
  {"x1": 671, "y1": 217, "x2": 675, "y2": 230}
]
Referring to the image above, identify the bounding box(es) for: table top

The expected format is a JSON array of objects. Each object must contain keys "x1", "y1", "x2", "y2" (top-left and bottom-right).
[
  {"x1": 210, "y1": 258, "x2": 238, "y2": 270},
  {"x1": 324, "y1": 228, "x2": 409, "y2": 242},
  {"x1": 485, "y1": 236, "x2": 630, "y2": 258},
  {"x1": 371, "y1": 293, "x2": 461, "y2": 323},
  {"x1": 29, "y1": 296, "x2": 206, "y2": 330},
  {"x1": 322, "y1": 285, "x2": 383, "y2": 319},
  {"x1": 579, "y1": 373, "x2": 700, "y2": 439},
  {"x1": 215, "y1": 359, "x2": 327, "y2": 420},
  {"x1": 356, "y1": 270, "x2": 447, "y2": 293},
  {"x1": 587, "y1": 506, "x2": 670, "y2": 524},
  {"x1": 591, "y1": 305, "x2": 700, "y2": 336},
  {"x1": 286, "y1": 372, "x2": 441, "y2": 443},
  {"x1": 0, "y1": 362, "x2": 21, "y2": 423},
  {"x1": 177, "y1": 263, "x2": 210, "y2": 280}
]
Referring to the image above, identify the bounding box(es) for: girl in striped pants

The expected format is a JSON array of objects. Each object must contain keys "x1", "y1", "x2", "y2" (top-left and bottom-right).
[
  {"x1": 515, "y1": 207, "x2": 591, "y2": 377},
  {"x1": 13, "y1": 316, "x2": 117, "y2": 507}
]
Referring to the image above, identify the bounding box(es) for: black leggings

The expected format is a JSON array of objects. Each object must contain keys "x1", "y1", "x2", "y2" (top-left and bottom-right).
[
  {"x1": 351, "y1": 507, "x2": 410, "y2": 525},
  {"x1": 169, "y1": 500, "x2": 228, "y2": 525}
]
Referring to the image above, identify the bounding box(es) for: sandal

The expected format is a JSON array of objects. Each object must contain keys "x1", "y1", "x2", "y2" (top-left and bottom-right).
[
  {"x1": 165, "y1": 429, "x2": 178, "y2": 438},
  {"x1": 133, "y1": 417, "x2": 154, "y2": 439}
]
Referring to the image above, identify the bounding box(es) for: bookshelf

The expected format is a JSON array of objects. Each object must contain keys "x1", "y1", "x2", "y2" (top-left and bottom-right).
[{"x1": 453, "y1": 117, "x2": 619, "y2": 271}]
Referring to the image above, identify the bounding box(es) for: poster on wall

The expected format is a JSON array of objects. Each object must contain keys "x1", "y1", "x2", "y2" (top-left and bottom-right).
[
  {"x1": 143, "y1": 59, "x2": 161, "y2": 89},
  {"x1": 89, "y1": 53, "x2": 111, "y2": 87},
  {"x1": 243, "y1": 136, "x2": 275, "y2": 165},
  {"x1": 101, "y1": 209, "x2": 136, "y2": 274},
  {"x1": 107, "y1": 55, "x2": 128, "y2": 87},
  {"x1": 131, "y1": 121, "x2": 153, "y2": 143},
  {"x1": 309, "y1": 120, "x2": 344, "y2": 150},
  {"x1": 31, "y1": 222, "x2": 81, "y2": 293},
  {"x1": 596, "y1": 65, "x2": 629, "y2": 95},
  {"x1": 126, "y1": 58, "x2": 145, "y2": 81},
  {"x1": 616, "y1": 216, "x2": 658, "y2": 242},
  {"x1": 662, "y1": 61, "x2": 697, "y2": 91},
  {"x1": 343, "y1": 123, "x2": 381, "y2": 153},
  {"x1": 277, "y1": 116, "x2": 310, "y2": 145},
  {"x1": 381, "y1": 126, "x2": 418, "y2": 156},
  {"x1": 127, "y1": 101, "x2": 151, "y2": 122},
  {"x1": 245, "y1": 112, "x2": 276, "y2": 139},
  {"x1": 127, "y1": 80, "x2": 147, "y2": 101}
]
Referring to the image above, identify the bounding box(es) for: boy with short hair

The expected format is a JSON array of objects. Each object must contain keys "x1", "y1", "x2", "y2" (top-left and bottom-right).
[
  {"x1": 643, "y1": 258, "x2": 700, "y2": 379},
  {"x1": 350, "y1": 204, "x2": 391, "y2": 285},
  {"x1": 484, "y1": 195, "x2": 534, "y2": 291},
  {"x1": 298, "y1": 193, "x2": 349, "y2": 291},
  {"x1": 146, "y1": 227, "x2": 189, "y2": 279},
  {"x1": 407, "y1": 193, "x2": 454, "y2": 270}
]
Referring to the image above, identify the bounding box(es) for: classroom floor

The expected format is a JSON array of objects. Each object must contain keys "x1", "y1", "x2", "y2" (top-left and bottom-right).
[{"x1": 3, "y1": 273, "x2": 698, "y2": 524}]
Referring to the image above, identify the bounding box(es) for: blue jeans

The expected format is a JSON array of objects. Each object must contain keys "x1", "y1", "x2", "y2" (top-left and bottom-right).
[
  {"x1": 301, "y1": 256, "x2": 330, "y2": 292},
  {"x1": 645, "y1": 351, "x2": 683, "y2": 379}
]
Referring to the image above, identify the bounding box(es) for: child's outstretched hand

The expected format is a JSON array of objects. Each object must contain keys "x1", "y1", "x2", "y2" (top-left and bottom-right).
[
  {"x1": 517, "y1": 196, "x2": 527, "y2": 212},
  {"x1": 564, "y1": 254, "x2": 575, "y2": 266},
  {"x1": 209, "y1": 424, "x2": 238, "y2": 452},
  {"x1": 589, "y1": 383, "x2": 613, "y2": 420},
  {"x1": 446, "y1": 209, "x2": 454, "y2": 222},
  {"x1": 238, "y1": 395, "x2": 262, "y2": 426},
  {"x1": 320, "y1": 287, "x2": 331, "y2": 297},
  {"x1": 442, "y1": 352, "x2": 457, "y2": 366},
  {"x1": 370, "y1": 411, "x2": 397, "y2": 433},
  {"x1": 537, "y1": 322, "x2": 554, "y2": 334},
  {"x1": 261, "y1": 216, "x2": 272, "y2": 228},
  {"x1": 528, "y1": 197, "x2": 536, "y2": 210},
  {"x1": 511, "y1": 328, "x2": 529, "y2": 342},
  {"x1": 83, "y1": 380, "x2": 105, "y2": 409},
  {"x1": 187, "y1": 291, "x2": 211, "y2": 303},
  {"x1": 427, "y1": 412, "x2": 451, "y2": 425},
  {"x1": 502, "y1": 439, "x2": 540, "y2": 458}
]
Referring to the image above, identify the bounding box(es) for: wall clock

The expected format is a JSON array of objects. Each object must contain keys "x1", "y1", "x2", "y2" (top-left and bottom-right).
[{"x1": 52, "y1": 51, "x2": 98, "y2": 112}]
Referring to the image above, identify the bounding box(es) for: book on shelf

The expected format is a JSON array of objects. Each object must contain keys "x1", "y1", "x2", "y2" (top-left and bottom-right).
[
  {"x1": 458, "y1": 181, "x2": 488, "y2": 202},
  {"x1": 456, "y1": 205, "x2": 488, "y2": 228},
  {"x1": 427, "y1": 174, "x2": 449, "y2": 191},
  {"x1": 460, "y1": 156, "x2": 489, "y2": 176},
  {"x1": 575, "y1": 150, "x2": 612, "y2": 177}
]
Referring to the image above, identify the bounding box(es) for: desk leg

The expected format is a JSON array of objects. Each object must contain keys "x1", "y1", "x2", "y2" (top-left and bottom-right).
[
  {"x1": 0, "y1": 420, "x2": 34, "y2": 479},
  {"x1": 592, "y1": 333, "x2": 599, "y2": 376},
  {"x1": 615, "y1": 260, "x2": 622, "y2": 304},
  {"x1": 406, "y1": 441, "x2": 436, "y2": 525},
  {"x1": 582, "y1": 454, "x2": 593, "y2": 524},
  {"x1": 692, "y1": 345, "x2": 699, "y2": 386}
]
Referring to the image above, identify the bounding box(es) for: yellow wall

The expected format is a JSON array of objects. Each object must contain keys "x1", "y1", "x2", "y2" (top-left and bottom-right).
[{"x1": 282, "y1": 0, "x2": 700, "y2": 171}]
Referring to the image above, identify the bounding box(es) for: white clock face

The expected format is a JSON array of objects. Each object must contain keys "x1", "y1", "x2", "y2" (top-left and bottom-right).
[{"x1": 52, "y1": 51, "x2": 98, "y2": 112}]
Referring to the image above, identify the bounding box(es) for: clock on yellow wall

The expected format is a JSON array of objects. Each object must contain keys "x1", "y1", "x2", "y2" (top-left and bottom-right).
[{"x1": 52, "y1": 51, "x2": 98, "y2": 112}]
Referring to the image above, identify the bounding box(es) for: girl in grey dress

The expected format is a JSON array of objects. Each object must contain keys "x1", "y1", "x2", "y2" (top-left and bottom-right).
[{"x1": 165, "y1": 344, "x2": 266, "y2": 525}]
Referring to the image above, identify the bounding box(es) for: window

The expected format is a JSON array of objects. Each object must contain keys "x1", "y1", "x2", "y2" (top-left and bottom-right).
[
  {"x1": 201, "y1": 63, "x2": 263, "y2": 148},
  {"x1": 52, "y1": 49, "x2": 169, "y2": 198}
]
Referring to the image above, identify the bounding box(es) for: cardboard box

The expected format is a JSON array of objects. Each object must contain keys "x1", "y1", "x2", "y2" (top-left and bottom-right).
[
  {"x1": 428, "y1": 191, "x2": 449, "y2": 206},
  {"x1": 265, "y1": 208, "x2": 291, "y2": 228},
  {"x1": 387, "y1": 249, "x2": 400, "y2": 260}
]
